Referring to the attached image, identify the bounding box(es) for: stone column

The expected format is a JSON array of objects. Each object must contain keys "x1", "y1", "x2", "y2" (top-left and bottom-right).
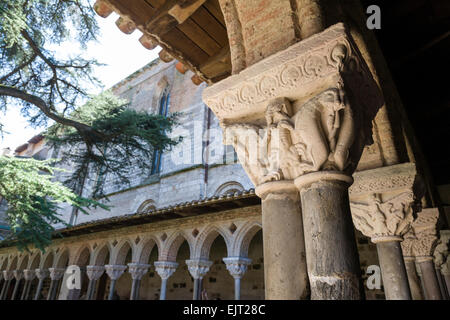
[
  {"x1": 21, "y1": 269, "x2": 36, "y2": 300},
  {"x1": 433, "y1": 230, "x2": 450, "y2": 299},
  {"x1": 47, "y1": 268, "x2": 65, "y2": 300},
  {"x1": 34, "y1": 269, "x2": 49, "y2": 300},
  {"x1": 411, "y1": 208, "x2": 442, "y2": 300},
  {"x1": 154, "y1": 261, "x2": 178, "y2": 300},
  {"x1": 223, "y1": 257, "x2": 251, "y2": 300},
  {"x1": 1, "y1": 271, "x2": 14, "y2": 300},
  {"x1": 186, "y1": 259, "x2": 212, "y2": 300},
  {"x1": 105, "y1": 265, "x2": 127, "y2": 300},
  {"x1": 441, "y1": 258, "x2": 450, "y2": 298},
  {"x1": 127, "y1": 263, "x2": 150, "y2": 300},
  {"x1": 400, "y1": 231, "x2": 424, "y2": 300},
  {"x1": 255, "y1": 181, "x2": 308, "y2": 299},
  {"x1": 11, "y1": 270, "x2": 23, "y2": 300},
  {"x1": 203, "y1": 24, "x2": 383, "y2": 300},
  {"x1": 350, "y1": 191, "x2": 416, "y2": 299},
  {"x1": 85, "y1": 266, "x2": 105, "y2": 300}
]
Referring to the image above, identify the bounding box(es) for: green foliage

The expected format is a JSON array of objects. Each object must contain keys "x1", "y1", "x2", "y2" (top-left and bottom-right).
[
  {"x1": 45, "y1": 90, "x2": 181, "y2": 198},
  {"x1": 0, "y1": 1, "x2": 181, "y2": 250},
  {"x1": 0, "y1": 156, "x2": 107, "y2": 251}
]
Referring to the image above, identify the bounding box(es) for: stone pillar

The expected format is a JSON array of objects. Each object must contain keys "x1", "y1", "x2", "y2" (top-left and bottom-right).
[
  {"x1": 400, "y1": 232, "x2": 424, "y2": 300},
  {"x1": 350, "y1": 191, "x2": 416, "y2": 299},
  {"x1": 47, "y1": 268, "x2": 65, "y2": 300},
  {"x1": 411, "y1": 208, "x2": 442, "y2": 300},
  {"x1": 127, "y1": 263, "x2": 150, "y2": 300},
  {"x1": 442, "y1": 259, "x2": 450, "y2": 298},
  {"x1": 21, "y1": 269, "x2": 36, "y2": 300},
  {"x1": 186, "y1": 259, "x2": 212, "y2": 300},
  {"x1": 433, "y1": 230, "x2": 450, "y2": 299},
  {"x1": 1, "y1": 270, "x2": 14, "y2": 300},
  {"x1": 255, "y1": 181, "x2": 308, "y2": 299},
  {"x1": 223, "y1": 257, "x2": 251, "y2": 300},
  {"x1": 34, "y1": 269, "x2": 49, "y2": 300},
  {"x1": 105, "y1": 265, "x2": 127, "y2": 300},
  {"x1": 154, "y1": 261, "x2": 178, "y2": 300},
  {"x1": 85, "y1": 266, "x2": 105, "y2": 300},
  {"x1": 203, "y1": 24, "x2": 383, "y2": 300},
  {"x1": 11, "y1": 270, "x2": 23, "y2": 300}
]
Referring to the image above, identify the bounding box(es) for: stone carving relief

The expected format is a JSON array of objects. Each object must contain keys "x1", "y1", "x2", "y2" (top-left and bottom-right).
[
  {"x1": 411, "y1": 208, "x2": 439, "y2": 258},
  {"x1": 433, "y1": 230, "x2": 450, "y2": 268},
  {"x1": 208, "y1": 24, "x2": 383, "y2": 187},
  {"x1": 350, "y1": 192, "x2": 414, "y2": 242}
]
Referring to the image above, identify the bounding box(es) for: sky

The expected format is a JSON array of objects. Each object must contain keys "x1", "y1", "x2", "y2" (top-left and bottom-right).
[{"x1": 0, "y1": 12, "x2": 161, "y2": 151}]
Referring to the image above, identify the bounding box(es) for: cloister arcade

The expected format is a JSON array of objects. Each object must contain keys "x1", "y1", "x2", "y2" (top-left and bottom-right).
[{"x1": 0, "y1": 213, "x2": 264, "y2": 300}]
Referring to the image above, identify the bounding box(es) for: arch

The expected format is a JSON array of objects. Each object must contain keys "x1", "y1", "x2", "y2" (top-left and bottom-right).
[
  {"x1": 194, "y1": 225, "x2": 231, "y2": 259},
  {"x1": 214, "y1": 181, "x2": 244, "y2": 197},
  {"x1": 92, "y1": 243, "x2": 111, "y2": 266},
  {"x1": 161, "y1": 232, "x2": 192, "y2": 261},
  {"x1": 17, "y1": 254, "x2": 29, "y2": 270},
  {"x1": 0, "y1": 256, "x2": 8, "y2": 271},
  {"x1": 111, "y1": 239, "x2": 134, "y2": 265},
  {"x1": 43, "y1": 250, "x2": 56, "y2": 269},
  {"x1": 232, "y1": 221, "x2": 262, "y2": 257},
  {"x1": 136, "y1": 236, "x2": 161, "y2": 264},
  {"x1": 7, "y1": 255, "x2": 18, "y2": 270},
  {"x1": 28, "y1": 251, "x2": 41, "y2": 269},
  {"x1": 73, "y1": 246, "x2": 91, "y2": 266},
  {"x1": 136, "y1": 199, "x2": 156, "y2": 214}
]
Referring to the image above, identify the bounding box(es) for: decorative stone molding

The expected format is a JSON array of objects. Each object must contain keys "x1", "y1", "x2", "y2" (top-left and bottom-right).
[
  {"x1": 127, "y1": 263, "x2": 150, "y2": 280},
  {"x1": 222, "y1": 257, "x2": 252, "y2": 279},
  {"x1": 186, "y1": 259, "x2": 213, "y2": 280},
  {"x1": 104, "y1": 265, "x2": 127, "y2": 280},
  {"x1": 48, "y1": 268, "x2": 65, "y2": 281},
  {"x1": 411, "y1": 208, "x2": 439, "y2": 261},
  {"x1": 349, "y1": 163, "x2": 418, "y2": 197},
  {"x1": 154, "y1": 261, "x2": 178, "y2": 280},
  {"x1": 13, "y1": 270, "x2": 23, "y2": 280},
  {"x1": 433, "y1": 230, "x2": 450, "y2": 269},
  {"x1": 2, "y1": 270, "x2": 14, "y2": 281},
  {"x1": 86, "y1": 265, "x2": 105, "y2": 281},
  {"x1": 23, "y1": 269, "x2": 36, "y2": 281},
  {"x1": 350, "y1": 191, "x2": 414, "y2": 243},
  {"x1": 203, "y1": 23, "x2": 383, "y2": 187},
  {"x1": 401, "y1": 230, "x2": 416, "y2": 259},
  {"x1": 35, "y1": 269, "x2": 49, "y2": 280}
]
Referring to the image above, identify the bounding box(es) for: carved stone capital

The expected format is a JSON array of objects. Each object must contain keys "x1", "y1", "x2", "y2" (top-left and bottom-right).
[
  {"x1": 86, "y1": 265, "x2": 105, "y2": 281},
  {"x1": 127, "y1": 263, "x2": 150, "y2": 280},
  {"x1": 433, "y1": 230, "x2": 450, "y2": 269},
  {"x1": 350, "y1": 191, "x2": 415, "y2": 243},
  {"x1": 203, "y1": 23, "x2": 383, "y2": 188},
  {"x1": 35, "y1": 269, "x2": 49, "y2": 280},
  {"x1": 13, "y1": 269, "x2": 23, "y2": 281},
  {"x1": 401, "y1": 230, "x2": 416, "y2": 259},
  {"x1": 49, "y1": 268, "x2": 65, "y2": 281},
  {"x1": 2, "y1": 270, "x2": 14, "y2": 281},
  {"x1": 104, "y1": 264, "x2": 127, "y2": 280},
  {"x1": 186, "y1": 259, "x2": 213, "y2": 280},
  {"x1": 223, "y1": 257, "x2": 252, "y2": 279},
  {"x1": 154, "y1": 261, "x2": 178, "y2": 280},
  {"x1": 411, "y1": 208, "x2": 439, "y2": 260},
  {"x1": 23, "y1": 269, "x2": 36, "y2": 281}
]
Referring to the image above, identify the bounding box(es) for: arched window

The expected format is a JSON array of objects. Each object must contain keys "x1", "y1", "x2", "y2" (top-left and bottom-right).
[
  {"x1": 151, "y1": 87, "x2": 170, "y2": 175},
  {"x1": 137, "y1": 199, "x2": 156, "y2": 214}
]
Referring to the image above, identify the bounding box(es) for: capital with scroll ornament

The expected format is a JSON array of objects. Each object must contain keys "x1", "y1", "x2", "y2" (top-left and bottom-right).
[
  {"x1": 350, "y1": 192, "x2": 415, "y2": 243},
  {"x1": 411, "y1": 208, "x2": 439, "y2": 261}
]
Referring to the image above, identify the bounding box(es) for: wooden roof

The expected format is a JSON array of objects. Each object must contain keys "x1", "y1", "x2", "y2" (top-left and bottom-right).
[{"x1": 94, "y1": 0, "x2": 231, "y2": 85}]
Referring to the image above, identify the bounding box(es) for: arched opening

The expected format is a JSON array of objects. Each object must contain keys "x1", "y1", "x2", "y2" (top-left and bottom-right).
[
  {"x1": 138, "y1": 240, "x2": 159, "y2": 300},
  {"x1": 136, "y1": 200, "x2": 156, "y2": 214},
  {"x1": 214, "y1": 182, "x2": 244, "y2": 197},
  {"x1": 166, "y1": 240, "x2": 192, "y2": 300},
  {"x1": 27, "y1": 253, "x2": 41, "y2": 300},
  {"x1": 38, "y1": 251, "x2": 56, "y2": 300},
  {"x1": 203, "y1": 235, "x2": 233, "y2": 300},
  {"x1": 241, "y1": 229, "x2": 264, "y2": 300},
  {"x1": 93, "y1": 245, "x2": 110, "y2": 300},
  {"x1": 13, "y1": 255, "x2": 29, "y2": 299},
  {"x1": 5, "y1": 256, "x2": 18, "y2": 300},
  {"x1": 72, "y1": 247, "x2": 91, "y2": 300},
  {"x1": 114, "y1": 242, "x2": 133, "y2": 300}
]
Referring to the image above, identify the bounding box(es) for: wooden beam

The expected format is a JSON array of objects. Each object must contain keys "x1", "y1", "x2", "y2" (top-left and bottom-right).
[
  {"x1": 139, "y1": 34, "x2": 158, "y2": 50},
  {"x1": 159, "y1": 49, "x2": 174, "y2": 62},
  {"x1": 168, "y1": 0, "x2": 207, "y2": 24},
  {"x1": 145, "y1": 0, "x2": 179, "y2": 35},
  {"x1": 115, "y1": 16, "x2": 136, "y2": 34},
  {"x1": 199, "y1": 45, "x2": 231, "y2": 78},
  {"x1": 93, "y1": 0, "x2": 113, "y2": 18}
]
